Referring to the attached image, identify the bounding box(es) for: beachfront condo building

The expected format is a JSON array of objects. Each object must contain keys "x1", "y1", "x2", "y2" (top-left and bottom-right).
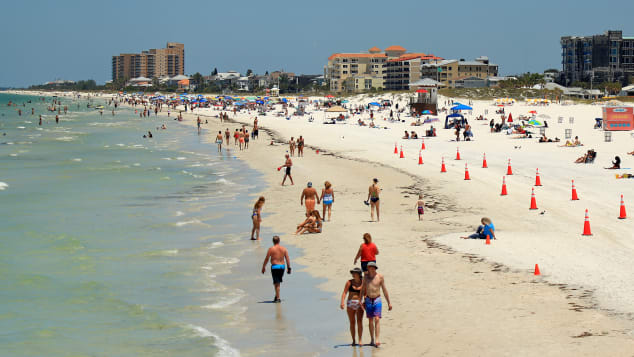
[
  {"x1": 325, "y1": 46, "x2": 443, "y2": 92},
  {"x1": 112, "y1": 42, "x2": 185, "y2": 81},
  {"x1": 561, "y1": 30, "x2": 634, "y2": 85},
  {"x1": 420, "y1": 57, "x2": 499, "y2": 88}
]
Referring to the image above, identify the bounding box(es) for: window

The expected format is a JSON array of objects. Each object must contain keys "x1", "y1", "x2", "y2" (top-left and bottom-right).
[
  {"x1": 343, "y1": 59, "x2": 348, "y2": 63},
  {"x1": 342, "y1": 71, "x2": 348, "y2": 74}
]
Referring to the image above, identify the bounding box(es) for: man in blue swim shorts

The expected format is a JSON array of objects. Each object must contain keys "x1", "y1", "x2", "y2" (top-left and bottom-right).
[
  {"x1": 262, "y1": 236, "x2": 291, "y2": 303},
  {"x1": 360, "y1": 262, "x2": 392, "y2": 347}
]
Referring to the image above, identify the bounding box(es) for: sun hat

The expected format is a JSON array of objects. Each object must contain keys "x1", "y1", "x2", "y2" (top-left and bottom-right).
[
  {"x1": 350, "y1": 267, "x2": 363, "y2": 275},
  {"x1": 366, "y1": 262, "x2": 378, "y2": 269}
]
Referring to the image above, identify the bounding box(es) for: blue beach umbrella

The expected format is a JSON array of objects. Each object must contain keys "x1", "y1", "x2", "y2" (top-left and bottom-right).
[
  {"x1": 422, "y1": 110, "x2": 433, "y2": 114},
  {"x1": 369, "y1": 102, "x2": 380, "y2": 106},
  {"x1": 451, "y1": 104, "x2": 472, "y2": 111}
]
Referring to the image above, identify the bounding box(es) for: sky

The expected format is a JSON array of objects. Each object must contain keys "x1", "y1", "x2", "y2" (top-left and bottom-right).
[{"x1": 1, "y1": 0, "x2": 633, "y2": 87}]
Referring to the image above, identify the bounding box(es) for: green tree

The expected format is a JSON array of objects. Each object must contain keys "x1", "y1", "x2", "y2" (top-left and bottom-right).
[
  {"x1": 191, "y1": 72, "x2": 204, "y2": 91},
  {"x1": 246, "y1": 69, "x2": 253, "y2": 77},
  {"x1": 278, "y1": 74, "x2": 290, "y2": 92},
  {"x1": 212, "y1": 68, "x2": 218, "y2": 76}
]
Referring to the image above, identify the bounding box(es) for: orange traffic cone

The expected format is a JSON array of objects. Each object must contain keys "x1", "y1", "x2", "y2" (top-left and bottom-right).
[
  {"x1": 399, "y1": 146, "x2": 404, "y2": 158},
  {"x1": 482, "y1": 153, "x2": 488, "y2": 168},
  {"x1": 582, "y1": 209, "x2": 592, "y2": 236},
  {"x1": 394, "y1": 142, "x2": 398, "y2": 154},
  {"x1": 421, "y1": 139, "x2": 426, "y2": 150},
  {"x1": 485, "y1": 235, "x2": 491, "y2": 245},
  {"x1": 618, "y1": 195, "x2": 627, "y2": 219},
  {"x1": 440, "y1": 157, "x2": 447, "y2": 173},
  {"x1": 571, "y1": 180, "x2": 579, "y2": 200},
  {"x1": 535, "y1": 168, "x2": 542, "y2": 186},
  {"x1": 418, "y1": 151, "x2": 423, "y2": 165},
  {"x1": 500, "y1": 176, "x2": 508, "y2": 196},
  {"x1": 529, "y1": 188, "x2": 538, "y2": 210},
  {"x1": 455, "y1": 147, "x2": 461, "y2": 160},
  {"x1": 534, "y1": 264, "x2": 541, "y2": 276},
  {"x1": 464, "y1": 163, "x2": 471, "y2": 180},
  {"x1": 506, "y1": 159, "x2": 513, "y2": 175}
]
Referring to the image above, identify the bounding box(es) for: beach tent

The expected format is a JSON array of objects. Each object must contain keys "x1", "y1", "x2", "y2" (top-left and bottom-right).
[{"x1": 445, "y1": 113, "x2": 466, "y2": 128}]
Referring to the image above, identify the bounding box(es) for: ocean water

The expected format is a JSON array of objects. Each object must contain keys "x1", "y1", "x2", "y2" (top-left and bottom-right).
[{"x1": 0, "y1": 93, "x2": 340, "y2": 357}]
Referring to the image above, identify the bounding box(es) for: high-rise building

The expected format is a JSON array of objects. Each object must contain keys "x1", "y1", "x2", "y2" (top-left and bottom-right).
[
  {"x1": 112, "y1": 42, "x2": 184, "y2": 81},
  {"x1": 561, "y1": 30, "x2": 634, "y2": 85},
  {"x1": 420, "y1": 56, "x2": 499, "y2": 88}
]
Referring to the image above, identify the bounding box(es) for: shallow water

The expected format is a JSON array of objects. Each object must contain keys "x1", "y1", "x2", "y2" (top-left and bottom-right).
[{"x1": 0, "y1": 93, "x2": 342, "y2": 356}]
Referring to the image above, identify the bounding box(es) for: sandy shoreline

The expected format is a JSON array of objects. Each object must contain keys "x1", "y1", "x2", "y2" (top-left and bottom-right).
[{"x1": 7, "y1": 90, "x2": 634, "y2": 355}]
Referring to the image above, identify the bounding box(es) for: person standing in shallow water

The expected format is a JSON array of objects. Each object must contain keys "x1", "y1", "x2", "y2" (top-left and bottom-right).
[
  {"x1": 251, "y1": 196, "x2": 265, "y2": 240},
  {"x1": 361, "y1": 262, "x2": 392, "y2": 347},
  {"x1": 340, "y1": 267, "x2": 364, "y2": 346},
  {"x1": 261, "y1": 236, "x2": 291, "y2": 303},
  {"x1": 215, "y1": 131, "x2": 223, "y2": 152}
]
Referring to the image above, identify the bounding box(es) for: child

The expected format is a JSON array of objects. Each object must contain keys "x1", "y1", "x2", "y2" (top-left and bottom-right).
[{"x1": 415, "y1": 194, "x2": 425, "y2": 221}]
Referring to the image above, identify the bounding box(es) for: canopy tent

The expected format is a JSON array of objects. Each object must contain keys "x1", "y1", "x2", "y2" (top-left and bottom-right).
[{"x1": 445, "y1": 113, "x2": 467, "y2": 129}]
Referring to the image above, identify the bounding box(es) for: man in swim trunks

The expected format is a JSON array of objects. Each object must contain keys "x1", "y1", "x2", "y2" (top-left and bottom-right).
[
  {"x1": 261, "y1": 236, "x2": 291, "y2": 303},
  {"x1": 281, "y1": 154, "x2": 294, "y2": 186},
  {"x1": 360, "y1": 262, "x2": 392, "y2": 347},
  {"x1": 300, "y1": 182, "x2": 320, "y2": 214}
]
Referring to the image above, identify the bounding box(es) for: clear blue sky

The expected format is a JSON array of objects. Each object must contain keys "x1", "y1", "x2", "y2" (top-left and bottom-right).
[{"x1": 1, "y1": 0, "x2": 633, "y2": 87}]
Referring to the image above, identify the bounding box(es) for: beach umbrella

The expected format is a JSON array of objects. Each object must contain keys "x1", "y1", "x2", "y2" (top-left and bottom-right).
[
  {"x1": 422, "y1": 110, "x2": 433, "y2": 114},
  {"x1": 451, "y1": 104, "x2": 472, "y2": 111},
  {"x1": 341, "y1": 100, "x2": 349, "y2": 103},
  {"x1": 369, "y1": 102, "x2": 381, "y2": 106},
  {"x1": 529, "y1": 110, "x2": 537, "y2": 114},
  {"x1": 416, "y1": 89, "x2": 428, "y2": 93},
  {"x1": 528, "y1": 119, "x2": 542, "y2": 126},
  {"x1": 325, "y1": 94, "x2": 334, "y2": 98}
]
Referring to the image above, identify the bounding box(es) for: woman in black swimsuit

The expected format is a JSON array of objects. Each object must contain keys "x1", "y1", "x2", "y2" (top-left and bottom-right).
[
  {"x1": 367, "y1": 178, "x2": 380, "y2": 222},
  {"x1": 340, "y1": 267, "x2": 364, "y2": 346}
]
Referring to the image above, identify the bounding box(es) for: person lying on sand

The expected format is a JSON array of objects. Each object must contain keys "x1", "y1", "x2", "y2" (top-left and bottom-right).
[
  {"x1": 402, "y1": 130, "x2": 409, "y2": 139},
  {"x1": 574, "y1": 149, "x2": 596, "y2": 163}
]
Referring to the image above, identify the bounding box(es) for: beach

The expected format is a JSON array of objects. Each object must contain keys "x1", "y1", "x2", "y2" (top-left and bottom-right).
[{"x1": 5, "y1": 90, "x2": 634, "y2": 356}]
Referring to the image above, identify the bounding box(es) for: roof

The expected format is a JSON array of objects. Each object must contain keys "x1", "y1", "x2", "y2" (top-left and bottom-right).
[
  {"x1": 328, "y1": 53, "x2": 387, "y2": 60},
  {"x1": 385, "y1": 45, "x2": 406, "y2": 52},
  {"x1": 408, "y1": 78, "x2": 444, "y2": 87},
  {"x1": 170, "y1": 74, "x2": 190, "y2": 80},
  {"x1": 387, "y1": 53, "x2": 443, "y2": 63},
  {"x1": 131, "y1": 76, "x2": 151, "y2": 82},
  {"x1": 621, "y1": 84, "x2": 634, "y2": 91},
  {"x1": 368, "y1": 46, "x2": 381, "y2": 53}
]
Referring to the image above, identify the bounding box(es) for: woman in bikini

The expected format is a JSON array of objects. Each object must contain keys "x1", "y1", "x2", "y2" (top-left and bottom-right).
[
  {"x1": 215, "y1": 131, "x2": 224, "y2": 152},
  {"x1": 295, "y1": 211, "x2": 322, "y2": 235},
  {"x1": 294, "y1": 211, "x2": 315, "y2": 235},
  {"x1": 320, "y1": 181, "x2": 335, "y2": 221},
  {"x1": 340, "y1": 267, "x2": 364, "y2": 346},
  {"x1": 289, "y1": 137, "x2": 296, "y2": 156},
  {"x1": 367, "y1": 178, "x2": 381, "y2": 222},
  {"x1": 251, "y1": 196, "x2": 265, "y2": 240},
  {"x1": 297, "y1": 136, "x2": 305, "y2": 157}
]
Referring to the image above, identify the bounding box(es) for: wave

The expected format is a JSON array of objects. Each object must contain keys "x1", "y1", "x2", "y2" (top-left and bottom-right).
[
  {"x1": 201, "y1": 291, "x2": 245, "y2": 310},
  {"x1": 0, "y1": 182, "x2": 8, "y2": 190},
  {"x1": 72, "y1": 158, "x2": 82, "y2": 162},
  {"x1": 216, "y1": 178, "x2": 234, "y2": 185},
  {"x1": 186, "y1": 325, "x2": 240, "y2": 357},
  {"x1": 174, "y1": 219, "x2": 202, "y2": 227}
]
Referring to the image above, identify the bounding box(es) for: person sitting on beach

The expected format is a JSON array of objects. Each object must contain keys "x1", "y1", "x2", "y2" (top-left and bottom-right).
[
  {"x1": 606, "y1": 156, "x2": 621, "y2": 169},
  {"x1": 369, "y1": 121, "x2": 376, "y2": 128},
  {"x1": 410, "y1": 131, "x2": 418, "y2": 139},
  {"x1": 461, "y1": 217, "x2": 496, "y2": 240},
  {"x1": 575, "y1": 149, "x2": 595, "y2": 163},
  {"x1": 294, "y1": 210, "x2": 322, "y2": 235},
  {"x1": 340, "y1": 267, "x2": 365, "y2": 346},
  {"x1": 358, "y1": 118, "x2": 367, "y2": 126},
  {"x1": 402, "y1": 131, "x2": 409, "y2": 139},
  {"x1": 414, "y1": 193, "x2": 425, "y2": 221}
]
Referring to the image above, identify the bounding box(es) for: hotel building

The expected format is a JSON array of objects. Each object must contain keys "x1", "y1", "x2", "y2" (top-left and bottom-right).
[
  {"x1": 325, "y1": 46, "x2": 442, "y2": 92},
  {"x1": 420, "y1": 56, "x2": 498, "y2": 88},
  {"x1": 561, "y1": 30, "x2": 634, "y2": 85},
  {"x1": 112, "y1": 42, "x2": 185, "y2": 81}
]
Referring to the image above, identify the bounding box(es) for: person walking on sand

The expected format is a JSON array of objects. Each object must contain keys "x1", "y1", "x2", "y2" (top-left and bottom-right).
[
  {"x1": 297, "y1": 136, "x2": 305, "y2": 157},
  {"x1": 215, "y1": 131, "x2": 224, "y2": 152},
  {"x1": 197, "y1": 117, "x2": 201, "y2": 134},
  {"x1": 261, "y1": 236, "x2": 291, "y2": 303},
  {"x1": 251, "y1": 196, "x2": 265, "y2": 240},
  {"x1": 354, "y1": 233, "x2": 378, "y2": 272},
  {"x1": 301, "y1": 182, "x2": 320, "y2": 214},
  {"x1": 361, "y1": 262, "x2": 392, "y2": 347},
  {"x1": 320, "y1": 181, "x2": 335, "y2": 221},
  {"x1": 281, "y1": 154, "x2": 294, "y2": 186},
  {"x1": 367, "y1": 178, "x2": 381, "y2": 222},
  {"x1": 415, "y1": 193, "x2": 425, "y2": 221},
  {"x1": 225, "y1": 128, "x2": 230, "y2": 145},
  {"x1": 289, "y1": 137, "x2": 296, "y2": 157},
  {"x1": 340, "y1": 267, "x2": 365, "y2": 346}
]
